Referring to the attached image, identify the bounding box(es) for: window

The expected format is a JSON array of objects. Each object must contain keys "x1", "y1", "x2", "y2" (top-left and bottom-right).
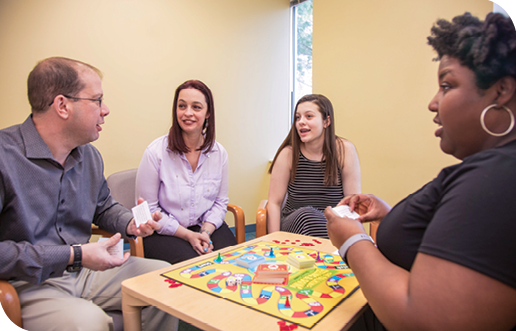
[{"x1": 291, "y1": 0, "x2": 313, "y2": 121}]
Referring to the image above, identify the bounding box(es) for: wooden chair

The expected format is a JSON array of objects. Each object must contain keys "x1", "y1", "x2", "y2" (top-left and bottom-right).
[
  {"x1": 0, "y1": 280, "x2": 22, "y2": 328},
  {"x1": 256, "y1": 199, "x2": 378, "y2": 242}
]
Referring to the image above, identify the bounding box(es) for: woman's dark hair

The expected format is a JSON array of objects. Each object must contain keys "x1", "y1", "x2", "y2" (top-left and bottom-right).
[
  {"x1": 168, "y1": 80, "x2": 215, "y2": 154},
  {"x1": 269, "y1": 94, "x2": 345, "y2": 186},
  {"x1": 427, "y1": 12, "x2": 516, "y2": 89}
]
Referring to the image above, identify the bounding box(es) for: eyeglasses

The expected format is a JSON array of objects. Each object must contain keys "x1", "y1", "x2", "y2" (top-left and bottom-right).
[{"x1": 48, "y1": 95, "x2": 103, "y2": 107}]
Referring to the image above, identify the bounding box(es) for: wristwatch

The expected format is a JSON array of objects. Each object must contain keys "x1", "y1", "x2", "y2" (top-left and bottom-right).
[{"x1": 66, "y1": 244, "x2": 82, "y2": 272}]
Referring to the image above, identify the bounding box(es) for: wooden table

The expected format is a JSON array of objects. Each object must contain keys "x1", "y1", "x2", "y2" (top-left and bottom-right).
[{"x1": 122, "y1": 232, "x2": 367, "y2": 331}]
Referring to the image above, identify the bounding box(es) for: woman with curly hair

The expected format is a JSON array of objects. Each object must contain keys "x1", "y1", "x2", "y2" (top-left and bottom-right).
[
  {"x1": 326, "y1": 12, "x2": 516, "y2": 331},
  {"x1": 268, "y1": 94, "x2": 361, "y2": 238}
]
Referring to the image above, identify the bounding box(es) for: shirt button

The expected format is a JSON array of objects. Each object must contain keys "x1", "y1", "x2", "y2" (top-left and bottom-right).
[
  {"x1": 59, "y1": 227, "x2": 62, "y2": 232},
  {"x1": 61, "y1": 199, "x2": 65, "y2": 204}
]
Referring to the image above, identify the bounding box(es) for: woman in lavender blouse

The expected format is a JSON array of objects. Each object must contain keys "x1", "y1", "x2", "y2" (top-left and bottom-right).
[{"x1": 136, "y1": 80, "x2": 236, "y2": 264}]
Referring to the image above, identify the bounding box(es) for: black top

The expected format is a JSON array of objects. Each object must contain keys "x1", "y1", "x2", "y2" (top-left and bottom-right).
[
  {"x1": 282, "y1": 152, "x2": 343, "y2": 218},
  {"x1": 378, "y1": 140, "x2": 516, "y2": 291}
]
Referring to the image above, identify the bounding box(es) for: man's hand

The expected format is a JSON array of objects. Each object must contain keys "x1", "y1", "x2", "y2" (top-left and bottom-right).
[
  {"x1": 81, "y1": 233, "x2": 130, "y2": 271},
  {"x1": 126, "y1": 198, "x2": 162, "y2": 237}
]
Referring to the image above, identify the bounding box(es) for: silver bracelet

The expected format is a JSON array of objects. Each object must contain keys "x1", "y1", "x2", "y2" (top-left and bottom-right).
[
  {"x1": 200, "y1": 229, "x2": 211, "y2": 236},
  {"x1": 339, "y1": 233, "x2": 375, "y2": 265}
]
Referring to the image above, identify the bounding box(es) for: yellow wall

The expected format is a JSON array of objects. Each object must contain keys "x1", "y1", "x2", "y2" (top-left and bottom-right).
[
  {"x1": 0, "y1": 0, "x2": 291, "y2": 226},
  {"x1": 313, "y1": 0, "x2": 492, "y2": 206},
  {"x1": 0, "y1": 0, "x2": 497, "y2": 228}
]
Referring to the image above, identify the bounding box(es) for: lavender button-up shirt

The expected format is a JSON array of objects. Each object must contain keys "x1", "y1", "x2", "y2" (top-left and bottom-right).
[{"x1": 136, "y1": 135, "x2": 229, "y2": 236}]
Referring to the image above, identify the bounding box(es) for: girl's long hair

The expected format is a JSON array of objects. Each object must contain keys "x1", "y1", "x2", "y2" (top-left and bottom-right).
[{"x1": 269, "y1": 94, "x2": 345, "y2": 186}]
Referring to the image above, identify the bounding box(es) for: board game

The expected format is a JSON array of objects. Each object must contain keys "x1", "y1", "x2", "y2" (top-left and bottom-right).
[{"x1": 162, "y1": 241, "x2": 359, "y2": 329}]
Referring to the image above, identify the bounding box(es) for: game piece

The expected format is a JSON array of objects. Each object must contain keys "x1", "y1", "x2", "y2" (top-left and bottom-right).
[
  {"x1": 284, "y1": 296, "x2": 290, "y2": 308},
  {"x1": 278, "y1": 321, "x2": 298, "y2": 331},
  {"x1": 253, "y1": 263, "x2": 289, "y2": 284},
  {"x1": 286, "y1": 253, "x2": 315, "y2": 269},
  {"x1": 165, "y1": 279, "x2": 183, "y2": 288},
  {"x1": 215, "y1": 252, "x2": 222, "y2": 262},
  {"x1": 268, "y1": 247, "x2": 275, "y2": 258},
  {"x1": 235, "y1": 253, "x2": 266, "y2": 269},
  {"x1": 316, "y1": 251, "x2": 322, "y2": 261},
  {"x1": 131, "y1": 201, "x2": 153, "y2": 227},
  {"x1": 332, "y1": 204, "x2": 360, "y2": 219}
]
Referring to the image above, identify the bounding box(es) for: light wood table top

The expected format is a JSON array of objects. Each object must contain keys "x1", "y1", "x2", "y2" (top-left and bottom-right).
[{"x1": 122, "y1": 232, "x2": 367, "y2": 331}]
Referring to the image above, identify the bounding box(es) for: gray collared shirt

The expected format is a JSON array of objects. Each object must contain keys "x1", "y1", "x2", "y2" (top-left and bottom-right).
[{"x1": 0, "y1": 116, "x2": 133, "y2": 284}]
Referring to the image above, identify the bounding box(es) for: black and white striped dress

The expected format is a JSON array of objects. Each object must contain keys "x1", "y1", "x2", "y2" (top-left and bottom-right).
[{"x1": 280, "y1": 152, "x2": 344, "y2": 238}]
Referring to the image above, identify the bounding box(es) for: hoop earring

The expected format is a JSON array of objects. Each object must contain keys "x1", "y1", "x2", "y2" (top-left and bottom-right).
[{"x1": 480, "y1": 104, "x2": 515, "y2": 137}]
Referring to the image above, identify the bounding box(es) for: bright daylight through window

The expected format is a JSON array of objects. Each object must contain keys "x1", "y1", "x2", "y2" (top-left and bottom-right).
[{"x1": 291, "y1": 0, "x2": 313, "y2": 120}]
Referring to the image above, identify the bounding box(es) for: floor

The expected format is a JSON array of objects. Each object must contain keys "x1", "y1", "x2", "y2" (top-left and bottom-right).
[{"x1": 177, "y1": 227, "x2": 256, "y2": 331}]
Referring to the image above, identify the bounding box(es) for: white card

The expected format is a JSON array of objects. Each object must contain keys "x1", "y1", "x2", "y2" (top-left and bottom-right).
[
  {"x1": 98, "y1": 237, "x2": 124, "y2": 259},
  {"x1": 132, "y1": 201, "x2": 152, "y2": 228},
  {"x1": 332, "y1": 205, "x2": 360, "y2": 219}
]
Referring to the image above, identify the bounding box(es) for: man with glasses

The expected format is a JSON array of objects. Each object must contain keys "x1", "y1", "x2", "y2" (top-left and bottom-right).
[{"x1": 0, "y1": 57, "x2": 178, "y2": 330}]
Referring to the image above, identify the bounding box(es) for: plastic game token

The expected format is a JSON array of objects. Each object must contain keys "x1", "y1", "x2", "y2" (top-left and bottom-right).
[
  {"x1": 164, "y1": 279, "x2": 183, "y2": 288},
  {"x1": 278, "y1": 321, "x2": 298, "y2": 331}
]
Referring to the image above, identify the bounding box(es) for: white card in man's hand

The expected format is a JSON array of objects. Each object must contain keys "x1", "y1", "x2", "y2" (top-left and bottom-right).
[
  {"x1": 132, "y1": 201, "x2": 152, "y2": 228},
  {"x1": 332, "y1": 205, "x2": 360, "y2": 219},
  {"x1": 98, "y1": 237, "x2": 124, "y2": 259}
]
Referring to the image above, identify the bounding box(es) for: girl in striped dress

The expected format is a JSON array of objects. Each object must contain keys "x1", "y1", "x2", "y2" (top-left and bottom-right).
[{"x1": 267, "y1": 94, "x2": 361, "y2": 238}]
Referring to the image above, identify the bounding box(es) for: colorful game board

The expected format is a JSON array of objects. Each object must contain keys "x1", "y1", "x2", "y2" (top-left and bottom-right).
[{"x1": 162, "y1": 241, "x2": 359, "y2": 329}]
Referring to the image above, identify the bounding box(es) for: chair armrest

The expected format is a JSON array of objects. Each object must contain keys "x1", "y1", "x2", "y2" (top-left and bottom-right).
[
  {"x1": 227, "y1": 204, "x2": 246, "y2": 244},
  {"x1": 0, "y1": 280, "x2": 22, "y2": 327},
  {"x1": 256, "y1": 200, "x2": 268, "y2": 238}
]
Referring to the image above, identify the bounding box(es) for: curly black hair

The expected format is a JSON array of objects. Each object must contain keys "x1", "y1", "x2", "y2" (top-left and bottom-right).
[{"x1": 427, "y1": 12, "x2": 516, "y2": 89}]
